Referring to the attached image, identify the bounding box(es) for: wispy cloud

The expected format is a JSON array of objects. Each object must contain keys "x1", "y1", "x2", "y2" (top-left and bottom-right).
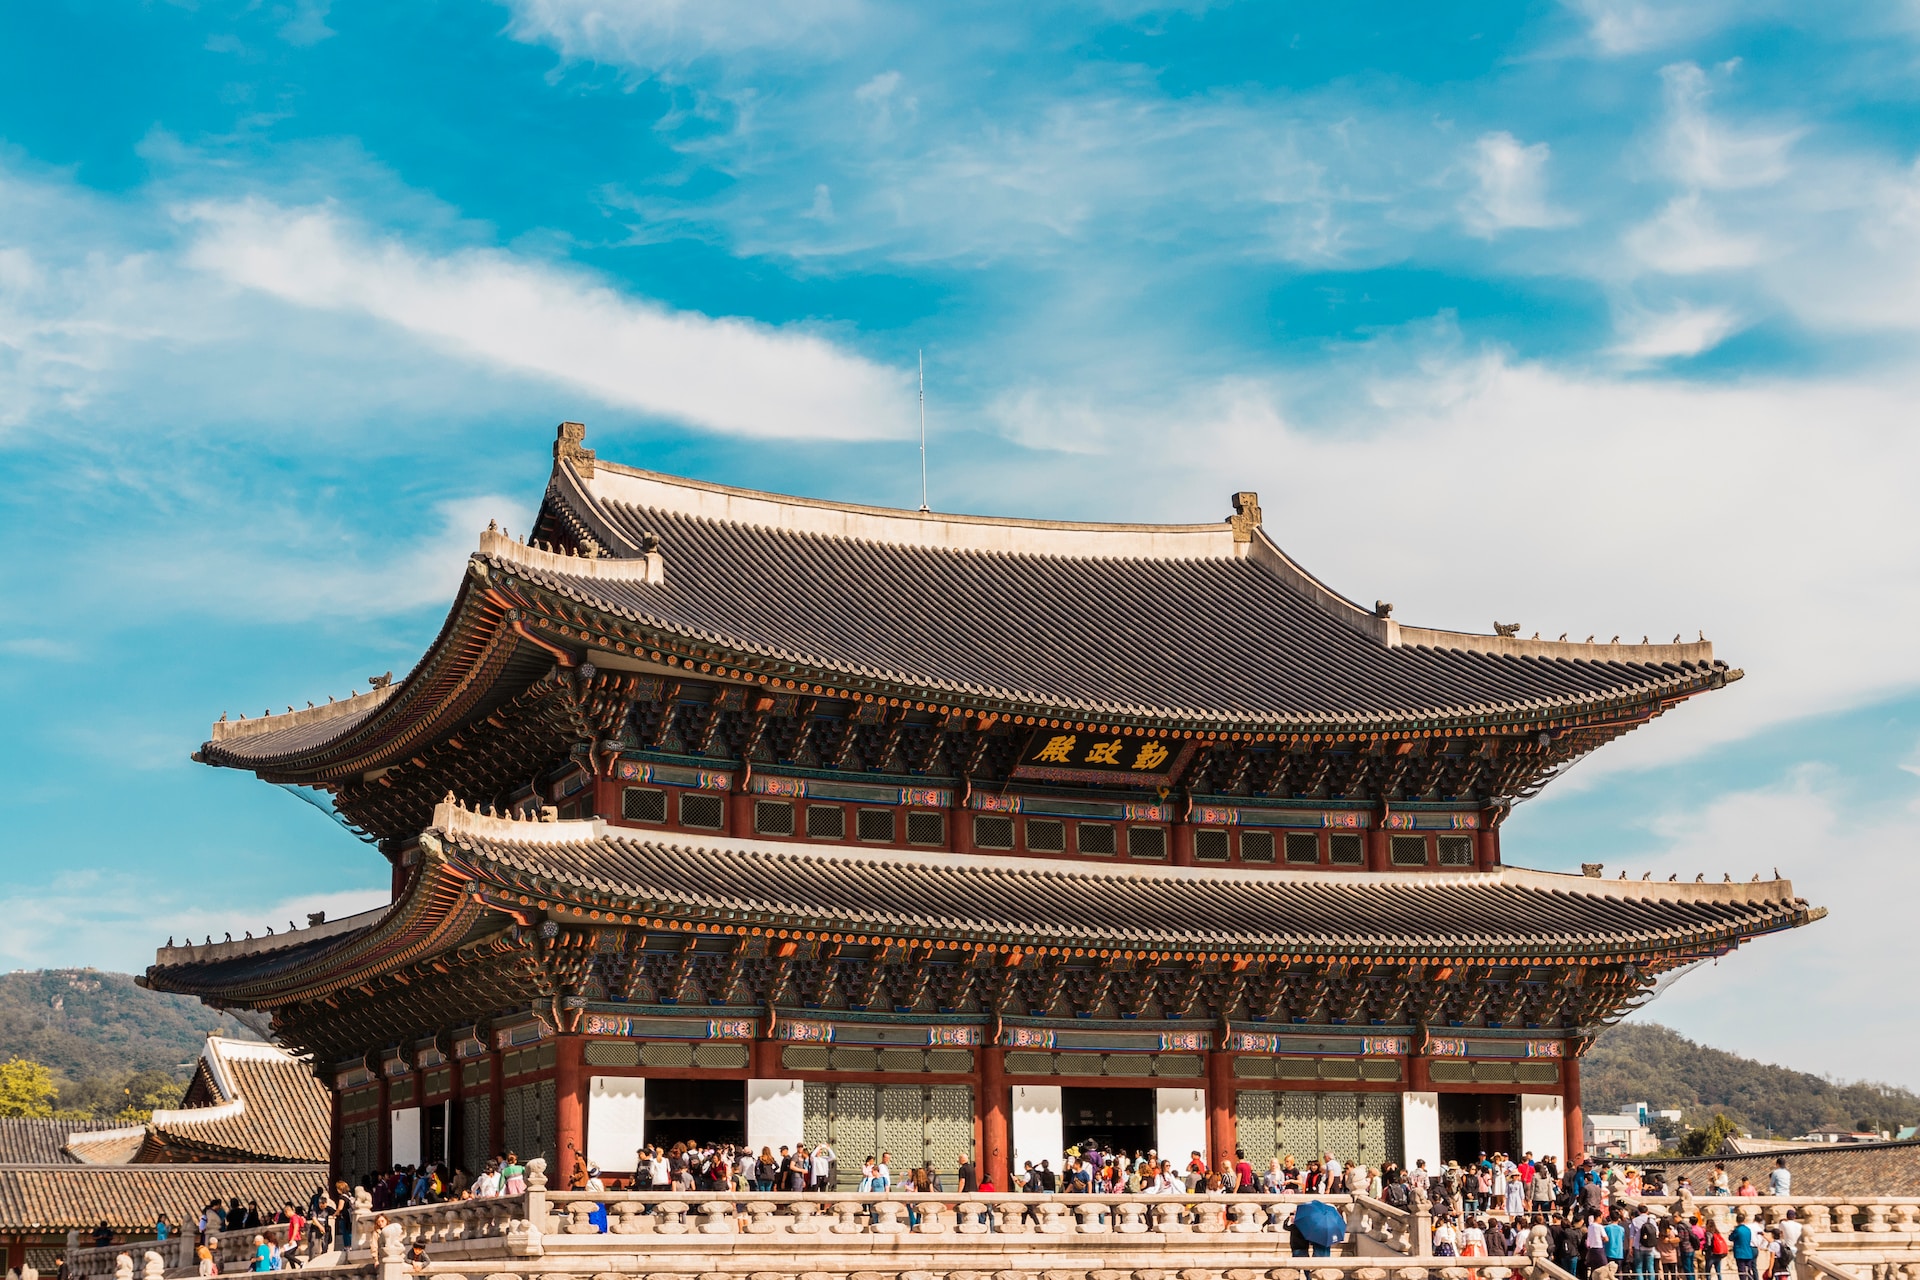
[
  {"x1": 1576, "y1": 765, "x2": 1920, "y2": 1083},
  {"x1": 502, "y1": 0, "x2": 866, "y2": 71},
  {"x1": 1462, "y1": 132, "x2": 1573, "y2": 236},
  {"x1": 1658, "y1": 63, "x2": 1801, "y2": 191},
  {"x1": 182, "y1": 199, "x2": 913, "y2": 440},
  {"x1": 964, "y1": 350, "x2": 1920, "y2": 776},
  {"x1": 1609, "y1": 302, "x2": 1744, "y2": 360}
]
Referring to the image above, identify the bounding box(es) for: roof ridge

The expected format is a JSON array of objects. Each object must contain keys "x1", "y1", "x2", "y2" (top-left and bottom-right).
[{"x1": 207, "y1": 684, "x2": 395, "y2": 743}]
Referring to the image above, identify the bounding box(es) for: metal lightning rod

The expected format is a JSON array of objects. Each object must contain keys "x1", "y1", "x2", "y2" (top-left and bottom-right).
[{"x1": 918, "y1": 350, "x2": 930, "y2": 513}]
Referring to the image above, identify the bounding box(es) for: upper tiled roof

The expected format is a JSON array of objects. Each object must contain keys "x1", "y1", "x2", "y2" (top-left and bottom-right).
[
  {"x1": 141, "y1": 1038, "x2": 329, "y2": 1164},
  {"x1": 520, "y1": 454, "x2": 1733, "y2": 728},
  {"x1": 426, "y1": 806, "x2": 1815, "y2": 960},
  {"x1": 0, "y1": 1164, "x2": 325, "y2": 1233}
]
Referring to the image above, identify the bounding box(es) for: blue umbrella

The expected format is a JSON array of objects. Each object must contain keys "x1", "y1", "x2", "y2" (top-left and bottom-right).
[{"x1": 1293, "y1": 1199, "x2": 1348, "y2": 1248}]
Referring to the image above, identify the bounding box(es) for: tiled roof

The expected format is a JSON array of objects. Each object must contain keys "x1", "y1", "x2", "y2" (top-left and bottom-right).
[
  {"x1": 521, "y1": 460, "x2": 1732, "y2": 728},
  {"x1": 434, "y1": 809, "x2": 1814, "y2": 959},
  {"x1": 63, "y1": 1129, "x2": 147, "y2": 1165},
  {"x1": 0, "y1": 1164, "x2": 326, "y2": 1233},
  {"x1": 143, "y1": 1039, "x2": 330, "y2": 1164},
  {"x1": 1640, "y1": 1139, "x2": 1920, "y2": 1197},
  {"x1": 195, "y1": 442, "x2": 1739, "y2": 774},
  {"x1": 0, "y1": 1121, "x2": 132, "y2": 1167}
]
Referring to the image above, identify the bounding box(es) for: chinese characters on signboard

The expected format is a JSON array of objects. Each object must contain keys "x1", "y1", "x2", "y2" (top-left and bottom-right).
[{"x1": 1012, "y1": 730, "x2": 1194, "y2": 784}]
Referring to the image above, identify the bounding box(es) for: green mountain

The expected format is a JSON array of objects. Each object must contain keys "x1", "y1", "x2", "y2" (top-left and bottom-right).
[
  {"x1": 0, "y1": 968, "x2": 259, "y2": 1086},
  {"x1": 1585, "y1": 1021, "x2": 1920, "y2": 1139}
]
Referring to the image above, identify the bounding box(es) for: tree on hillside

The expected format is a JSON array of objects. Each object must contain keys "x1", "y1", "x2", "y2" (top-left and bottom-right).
[
  {"x1": 0, "y1": 1057, "x2": 60, "y2": 1117},
  {"x1": 59, "y1": 1069, "x2": 185, "y2": 1122},
  {"x1": 1678, "y1": 1112, "x2": 1743, "y2": 1157}
]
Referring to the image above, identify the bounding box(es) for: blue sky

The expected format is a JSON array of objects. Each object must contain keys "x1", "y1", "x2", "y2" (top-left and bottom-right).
[{"x1": 3, "y1": 0, "x2": 1918, "y2": 1087}]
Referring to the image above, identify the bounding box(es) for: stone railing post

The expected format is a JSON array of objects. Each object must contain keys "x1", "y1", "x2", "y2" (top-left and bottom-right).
[
  {"x1": 1831, "y1": 1204, "x2": 1859, "y2": 1235},
  {"x1": 1414, "y1": 1204, "x2": 1434, "y2": 1256},
  {"x1": 377, "y1": 1220, "x2": 405, "y2": 1280},
  {"x1": 112, "y1": 1255, "x2": 130, "y2": 1280}
]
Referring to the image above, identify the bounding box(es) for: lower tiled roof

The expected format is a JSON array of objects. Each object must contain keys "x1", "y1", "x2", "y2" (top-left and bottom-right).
[
  {"x1": 1638, "y1": 1139, "x2": 1920, "y2": 1197},
  {"x1": 441, "y1": 818, "x2": 1817, "y2": 959},
  {"x1": 0, "y1": 1122, "x2": 135, "y2": 1167},
  {"x1": 0, "y1": 1164, "x2": 327, "y2": 1233}
]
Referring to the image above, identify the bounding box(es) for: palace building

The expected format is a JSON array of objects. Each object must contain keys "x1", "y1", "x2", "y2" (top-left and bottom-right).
[{"x1": 145, "y1": 422, "x2": 1820, "y2": 1191}]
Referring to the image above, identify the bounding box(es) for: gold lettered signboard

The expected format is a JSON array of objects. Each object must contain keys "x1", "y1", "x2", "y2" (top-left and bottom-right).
[{"x1": 1012, "y1": 729, "x2": 1197, "y2": 786}]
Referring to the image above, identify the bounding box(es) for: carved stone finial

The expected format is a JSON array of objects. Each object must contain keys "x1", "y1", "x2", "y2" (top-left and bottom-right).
[
  {"x1": 113, "y1": 1256, "x2": 132, "y2": 1280},
  {"x1": 1227, "y1": 492, "x2": 1262, "y2": 542},
  {"x1": 1374, "y1": 601, "x2": 1394, "y2": 619},
  {"x1": 368, "y1": 671, "x2": 392, "y2": 689},
  {"x1": 143, "y1": 1251, "x2": 163, "y2": 1280},
  {"x1": 1581, "y1": 863, "x2": 1603, "y2": 878},
  {"x1": 526, "y1": 1155, "x2": 549, "y2": 1191},
  {"x1": 1493, "y1": 621, "x2": 1521, "y2": 637},
  {"x1": 555, "y1": 421, "x2": 595, "y2": 477}
]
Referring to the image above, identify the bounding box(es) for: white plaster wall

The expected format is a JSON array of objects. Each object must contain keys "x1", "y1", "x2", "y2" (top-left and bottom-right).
[
  {"x1": 747, "y1": 1079, "x2": 806, "y2": 1158},
  {"x1": 1521, "y1": 1094, "x2": 1566, "y2": 1164},
  {"x1": 1011, "y1": 1085, "x2": 1063, "y2": 1179},
  {"x1": 389, "y1": 1106, "x2": 421, "y2": 1167},
  {"x1": 1155, "y1": 1088, "x2": 1207, "y2": 1164},
  {"x1": 586, "y1": 1076, "x2": 647, "y2": 1172},
  {"x1": 1402, "y1": 1092, "x2": 1441, "y2": 1173}
]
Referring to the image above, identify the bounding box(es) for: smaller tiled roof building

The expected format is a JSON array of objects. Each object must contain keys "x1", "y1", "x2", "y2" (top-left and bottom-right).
[{"x1": 0, "y1": 1038, "x2": 331, "y2": 1272}]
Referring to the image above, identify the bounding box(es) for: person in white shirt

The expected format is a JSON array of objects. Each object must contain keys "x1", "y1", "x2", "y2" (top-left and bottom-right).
[
  {"x1": 1324, "y1": 1153, "x2": 1344, "y2": 1183},
  {"x1": 811, "y1": 1143, "x2": 836, "y2": 1191},
  {"x1": 1769, "y1": 1160, "x2": 1792, "y2": 1197},
  {"x1": 875, "y1": 1153, "x2": 892, "y2": 1191},
  {"x1": 649, "y1": 1151, "x2": 670, "y2": 1188}
]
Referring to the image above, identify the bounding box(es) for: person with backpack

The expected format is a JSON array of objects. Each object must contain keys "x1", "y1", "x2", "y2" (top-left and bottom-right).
[
  {"x1": 1707, "y1": 1219, "x2": 1732, "y2": 1279},
  {"x1": 1730, "y1": 1215, "x2": 1758, "y2": 1280},
  {"x1": 1633, "y1": 1207, "x2": 1662, "y2": 1280}
]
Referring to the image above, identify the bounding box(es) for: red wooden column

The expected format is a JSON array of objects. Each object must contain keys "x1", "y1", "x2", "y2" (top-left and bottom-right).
[
  {"x1": 1206, "y1": 1047, "x2": 1236, "y2": 1171},
  {"x1": 554, "y1": 1034, "x2": 587, "y2": 1189},
  {"x1": 1366, "y1": 821, "x2": 1389, "y2": 871},
  {"x1": 1563, "y1": 1053, "x2": 1585, "y2": 1164},
  {"x1": 979, "y1": 1045, "x2": 1009, "y2": 1191},
  {"x1": 376, "y1": 1071, "x2": 392, "y2": 1171},
  {"x1": 593, "y1": 775, "x2": 619, "y2": 820},
  {"x1": 752, "y1": 1031, "x2": 782, "y2": 1078},
  {"x1": 329, "y1": 1085, "x2": 344, "y2": 1188},
  {"x1": 488, "y1": 1049, "x2": 506, "y2": 1158},
  {"x1": 1171, "y1": 820, "x2": 1195, "y2": 867}
]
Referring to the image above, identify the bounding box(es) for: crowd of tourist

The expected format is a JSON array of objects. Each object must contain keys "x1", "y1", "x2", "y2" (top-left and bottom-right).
[{"x1": 69, "y1": 1146, "x2": 1806, "y2": 1276}]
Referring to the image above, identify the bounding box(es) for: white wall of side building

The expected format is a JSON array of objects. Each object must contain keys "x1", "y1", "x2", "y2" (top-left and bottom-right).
[
  {"x1": 1155, "y1": 1088, "x2": 1207, "y2": 1166},
  {"x1": 586, "y1": 1076, "x2": 647, "y2": 1171},
  {"x1": 746, "y1": 1079, "x2": 805, "y2": 1159},
  {"x1": 1402, "y1": 1092, "x2": 1440, "y2": 1173},
  {"x1": 1011, "y1": 1085, "x2": 1063, "y2": 1177},
  {"x1": 1520, "y1": 1094, "x2": 1566, "y2": 1164}
]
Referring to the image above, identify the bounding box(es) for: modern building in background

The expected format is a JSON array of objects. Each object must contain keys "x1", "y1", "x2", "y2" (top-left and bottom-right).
[{"x1": 144, "y1": 423, "x2": 1820, "y2": 1190}]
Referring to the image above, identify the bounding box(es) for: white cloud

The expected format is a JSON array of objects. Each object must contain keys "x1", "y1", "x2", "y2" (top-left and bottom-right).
[
  {"x1": 1462, "y1": 132, "x2": 1572, "y2": 236},
  {"x1": 182, "y1": 199, "x2": 913, "y2": 440},
  {"x1": 1659, "y1": 63, "x2": 1801, "y2": 190},
  {"x1": 1542, "y1": 768, "x2": 1920, "y2": 1085},
  {"x1": 1609, "y1": 302, "x2": 1744, "y2": 359},
  {"x1": 0, "y1": 875, "x2": 389, "y2": 976},
  {"x1": 1625, "y1": 193, "x2": 1766, "y2": 273},
  {"x1": 1563, "y1": 0, "x2": 1759, "y2": 55},
  {"x1": 971, "y1": 353, "x2": 1920, "y2": 776},
  {"x1": 502, "y1": 0, "x2": 865, "y2": 70}
]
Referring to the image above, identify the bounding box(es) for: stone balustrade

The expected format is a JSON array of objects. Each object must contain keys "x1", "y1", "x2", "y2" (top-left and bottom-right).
[
  {"x1": 1621, "y1": 1196, "x2": 1920, "y2": 1240},
  {"x1": 70, "y1": 1224, "x2": 290, "y2": 1280}
]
